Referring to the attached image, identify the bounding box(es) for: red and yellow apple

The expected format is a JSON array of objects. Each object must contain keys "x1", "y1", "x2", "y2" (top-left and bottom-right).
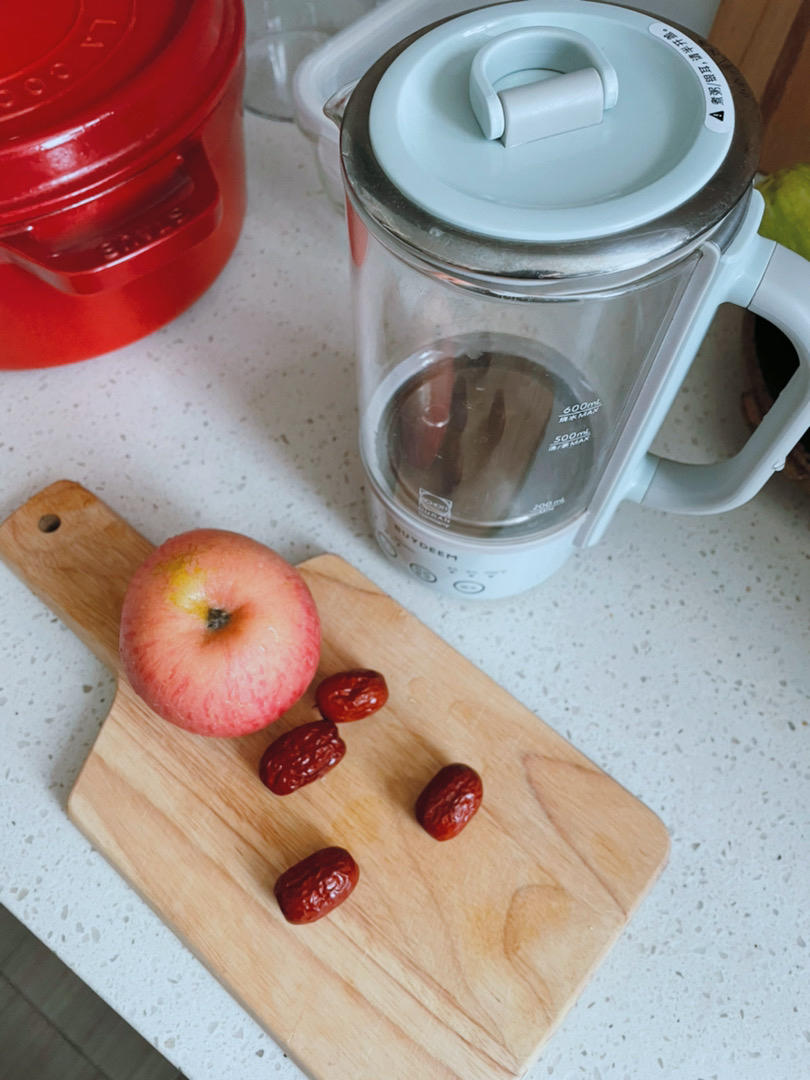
[{"x1": 118, "y1": 529, "x2": 321, "y2": 737}]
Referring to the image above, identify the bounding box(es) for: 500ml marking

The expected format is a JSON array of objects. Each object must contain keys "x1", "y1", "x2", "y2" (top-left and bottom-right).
[
  {"x1": 549, "y1": 429, "x2": 590, "y2": 452},
  {"x1": 558, "y1": 399, "x2": 601, "y2": 422}
]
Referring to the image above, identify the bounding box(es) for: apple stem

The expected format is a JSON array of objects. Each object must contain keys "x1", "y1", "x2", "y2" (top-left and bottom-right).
[{"x1": 206, "y1": 607, "x2": 231, "y2": 631}]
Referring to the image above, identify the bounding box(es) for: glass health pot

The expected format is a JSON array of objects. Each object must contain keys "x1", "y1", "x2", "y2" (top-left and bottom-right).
[{"x1": 332, "y1": 0, "x2": 810, "y2": 599}]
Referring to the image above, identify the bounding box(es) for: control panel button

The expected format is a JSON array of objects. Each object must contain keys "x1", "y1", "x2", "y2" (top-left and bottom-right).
[
  {"x1": 409, "y1": 563, "x2": 438, "y2": 583},
  {"x1": 453, "y1": 580, "x2": 485, "y2": 595},
  {"x1": 376, "y1": 530, "x2": 398, "y2": 559}
]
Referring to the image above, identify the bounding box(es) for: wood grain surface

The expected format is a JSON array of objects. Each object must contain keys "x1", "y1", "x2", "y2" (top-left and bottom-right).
[
  {"x1": 710, "y1": 0, "x2": 810, "y2": 171},
  {"x1": 0, "y1": 480, "x2": 670, "y2": 1080}
]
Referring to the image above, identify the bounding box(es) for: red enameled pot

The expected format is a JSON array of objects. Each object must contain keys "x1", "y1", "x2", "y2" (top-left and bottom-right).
[{"x1": 0, "y1": 0, "x2": 246, "y2": 369}]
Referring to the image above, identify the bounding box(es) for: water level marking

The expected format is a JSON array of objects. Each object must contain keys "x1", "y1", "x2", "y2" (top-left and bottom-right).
[
  {"x1": 531, "y1": 497, "x2": 566, "y2": 515},
  {"x1": 558, "y1": 399, "x2": 601, "y2": 422},
  {"x1": 548, "y1": 429, "x2": 591, "y2": 452}
]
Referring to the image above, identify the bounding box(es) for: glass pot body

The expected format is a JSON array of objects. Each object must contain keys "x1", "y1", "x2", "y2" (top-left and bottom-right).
[{"x1": 350, "y1": 198, "x2": 701, "y2": 559}]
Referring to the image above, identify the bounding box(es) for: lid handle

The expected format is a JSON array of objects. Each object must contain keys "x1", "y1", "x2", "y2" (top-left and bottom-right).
[{"x1": 469, "y1": 27, "x2": 618, "y2": 148}]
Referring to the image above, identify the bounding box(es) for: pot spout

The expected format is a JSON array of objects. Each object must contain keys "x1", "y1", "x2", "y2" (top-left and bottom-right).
[{"x1": 323, "y1": 82, "x2": 357, "y2": 128}]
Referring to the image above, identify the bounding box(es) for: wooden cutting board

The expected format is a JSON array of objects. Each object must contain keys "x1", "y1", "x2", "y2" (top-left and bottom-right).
[{"x1": 0, "y1": 480, "x2": 669, "y2": 1080}]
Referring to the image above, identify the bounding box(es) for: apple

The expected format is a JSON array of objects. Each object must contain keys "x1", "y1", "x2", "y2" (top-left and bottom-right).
[
  {"x1": 757, "y1": 163, "x2": 810, "y2": 261},
  {"x1": 118, "y1": 529, "x2": 321, "y2": 737}
]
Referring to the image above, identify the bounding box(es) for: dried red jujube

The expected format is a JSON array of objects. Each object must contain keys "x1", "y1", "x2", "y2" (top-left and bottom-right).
[
  {"x1": 274, "y1": 846, "x2": 359, "y2": 924},
  {"x1": 415, "y1": 763, "x2": 483, "y2": 841},
  {"x1": 315, "y1": 668, "x2": 388, "y2": 723},
  {"x1": 258, "y1": 720, "x2": 345, "y2": 795}
]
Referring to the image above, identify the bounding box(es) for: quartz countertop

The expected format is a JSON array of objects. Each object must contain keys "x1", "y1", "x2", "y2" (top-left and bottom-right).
[{"x1": 1, "y1": 113, "x2": 808, "y2": 1080}]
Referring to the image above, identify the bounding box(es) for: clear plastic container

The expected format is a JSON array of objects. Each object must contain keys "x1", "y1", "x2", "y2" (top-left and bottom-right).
[{"x1": 246, "y1": 0, "x2": 376, "y2": 121}]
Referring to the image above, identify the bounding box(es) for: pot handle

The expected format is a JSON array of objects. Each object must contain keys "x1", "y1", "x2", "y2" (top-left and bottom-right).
[
  {"x1": 639, "y1": 239, "x2": 810, "y2": 514},
  {"x1": 576, "y1": 191, "x2": 810, "y2": 549},
  {"x1": 0, "y1": 142, "x2": 221, "y2": 295}
]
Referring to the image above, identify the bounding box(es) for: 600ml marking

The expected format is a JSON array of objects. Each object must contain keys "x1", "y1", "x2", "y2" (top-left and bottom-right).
[{"x1": 559, "y1": 399, "x2": 601, "y2": 422}]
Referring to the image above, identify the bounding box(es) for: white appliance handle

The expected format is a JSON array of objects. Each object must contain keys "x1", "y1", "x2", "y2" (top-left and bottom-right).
[
  {"x1": 641, "y1": 239, "x2": 810, "y2": 514},
  {"x1": 576, "y1": 190, "x2": 810, "y2": 550}
]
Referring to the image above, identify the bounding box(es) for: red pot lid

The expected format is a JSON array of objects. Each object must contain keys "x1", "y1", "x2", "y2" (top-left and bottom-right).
[{"x1": 0, "y1": 0, "x2": 243, "y2": 227}]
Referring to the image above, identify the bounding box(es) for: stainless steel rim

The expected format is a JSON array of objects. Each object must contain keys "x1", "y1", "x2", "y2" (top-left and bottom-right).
[{"x1": 339, "y1": 7, "x2": 761, "y2": 288}]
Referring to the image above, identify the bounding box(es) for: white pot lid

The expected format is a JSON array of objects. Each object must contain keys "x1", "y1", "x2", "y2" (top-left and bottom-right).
[{"x1": 367, "y1": 1, "x2": 737, "y2": 244}]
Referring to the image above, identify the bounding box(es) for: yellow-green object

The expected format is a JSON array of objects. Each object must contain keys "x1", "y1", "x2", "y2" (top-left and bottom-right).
[{"x1": 756, "y1": 163, "x2": 810, "y2": 263}]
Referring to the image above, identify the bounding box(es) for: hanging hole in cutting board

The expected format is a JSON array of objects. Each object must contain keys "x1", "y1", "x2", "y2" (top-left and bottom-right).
[{"x1": 38, "y1": 513, "x2": 61, "y2": 532}]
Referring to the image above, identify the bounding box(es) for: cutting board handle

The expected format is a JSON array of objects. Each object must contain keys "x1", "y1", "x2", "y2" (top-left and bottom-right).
[{"x1": 0, "y1": 480, "x2": 153, "y2": 673}]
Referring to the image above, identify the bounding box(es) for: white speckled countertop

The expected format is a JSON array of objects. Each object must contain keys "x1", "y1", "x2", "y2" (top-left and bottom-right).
[{"x1": 1, "y1": 113, "x2": 808, "y2": 1080}]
